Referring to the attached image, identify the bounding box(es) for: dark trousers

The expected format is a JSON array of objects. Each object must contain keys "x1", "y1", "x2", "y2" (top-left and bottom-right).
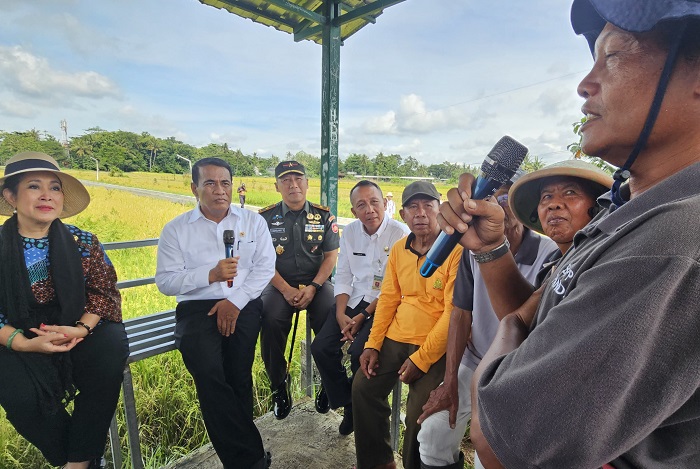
[
  {"x1": 310, "y1": 301, "x2": 373, "y2": 409},
  {"x1": 0, "y1": 320, "x2": 128, "y2": 466},
  {"x1": 175, "y1": 298, "x2": 266, "y2": 469},
  {"x1": 260, "y1": 281, "x2": 334, "y2": 389},
  {"x1": 352, "y1": 338, "x2": 446, "y2": 469}
]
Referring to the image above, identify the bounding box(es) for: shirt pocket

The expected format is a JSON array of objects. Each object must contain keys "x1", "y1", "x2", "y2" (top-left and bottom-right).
[{"x1": 237, "y1": 240, "x2": 257, "y2": 269}]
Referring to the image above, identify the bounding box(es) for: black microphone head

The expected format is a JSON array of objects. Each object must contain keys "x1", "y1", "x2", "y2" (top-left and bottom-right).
[
  {"x1": 481, "y1": 136, "x2": 529, "y2": 184},
  {"x1": 223, "y1": 230, "x2": 235, "y2": 244}
]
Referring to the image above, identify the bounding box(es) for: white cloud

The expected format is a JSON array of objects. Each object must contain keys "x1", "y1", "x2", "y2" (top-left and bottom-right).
[
  {"x1": 0, "y1": 45, "x2": 120, "y2": 99},
  {"x1": 362, "y1": 111, "x2": 397, "y2": 135},
  {"x1": 360, "y1": 94, "x2": 474, "y2": 137},
  {"x1": 0, "y1": 98, "x2": 37, "y2": 119}
]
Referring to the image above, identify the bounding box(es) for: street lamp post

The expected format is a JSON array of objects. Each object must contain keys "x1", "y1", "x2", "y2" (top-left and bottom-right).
[
  {"x1": 89, "y1": 157, "x2": 99, "y2": 181},
  {"x1": 176, "y1": 154, "x2": 192, "y2": 174}
]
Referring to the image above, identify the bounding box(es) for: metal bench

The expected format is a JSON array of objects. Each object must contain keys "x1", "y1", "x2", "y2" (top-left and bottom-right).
[{"x1": 108, "y1": 309, "x2": 177, "y2": 469}]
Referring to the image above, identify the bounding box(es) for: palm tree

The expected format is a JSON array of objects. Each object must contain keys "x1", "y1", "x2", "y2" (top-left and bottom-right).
[{"x1": 145, "y1": 136, "x2": 162, "y2": 171}]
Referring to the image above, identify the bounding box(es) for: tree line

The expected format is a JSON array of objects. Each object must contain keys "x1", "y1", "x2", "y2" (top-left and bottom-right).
[{"x1": 0, "y1": 127, "x2": 552, "y2": 181}]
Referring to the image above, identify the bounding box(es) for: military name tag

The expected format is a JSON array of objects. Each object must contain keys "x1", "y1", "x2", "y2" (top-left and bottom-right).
[
  {"x1": 270, "y1": 228, "x2": 286, "y2": 234},
  {"x1": 305, "y1": 224, "x2": 324, "y2": 232}
]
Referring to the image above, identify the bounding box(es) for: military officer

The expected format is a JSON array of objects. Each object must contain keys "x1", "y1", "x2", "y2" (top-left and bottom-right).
[{"x1": 259, "y1": 160, "x2": 340, "y2": 419}]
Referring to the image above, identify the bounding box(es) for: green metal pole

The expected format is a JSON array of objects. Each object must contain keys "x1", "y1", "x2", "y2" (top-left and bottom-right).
[{"x1": 320, "y1": 0, "x2": 340, "y2": 215}]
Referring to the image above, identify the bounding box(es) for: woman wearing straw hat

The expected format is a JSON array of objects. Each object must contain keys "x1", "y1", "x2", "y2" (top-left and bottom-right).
[
  {"x1": 0, "y1": 152, "x2": 128, "y2": 469},
  {"x1": 509, "y1": 159, "x2": 613, "y2": 256}
]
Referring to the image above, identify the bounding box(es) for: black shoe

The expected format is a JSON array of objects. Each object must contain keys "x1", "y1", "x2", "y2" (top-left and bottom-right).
[
  {"x1": 272, "y1": 380, "x2": 292, "y2": 420},
  {"x1": 338, "y1": 405, "x2": 354, "y2": 435},
  {"x1": 315, "y1": 385, "x2": 330, "y2": 414},
  {"x1": 88, "y1": 456, "x2": 106, "y2": 469}
]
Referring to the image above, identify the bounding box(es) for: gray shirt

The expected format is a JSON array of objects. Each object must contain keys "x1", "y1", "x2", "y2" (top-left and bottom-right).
[
  {"x1": 478, "y1": 162, "x2": 700, "y2": 468},
  {"x1": 453, "y1": 228, "x2": 557, "y2": 370}
]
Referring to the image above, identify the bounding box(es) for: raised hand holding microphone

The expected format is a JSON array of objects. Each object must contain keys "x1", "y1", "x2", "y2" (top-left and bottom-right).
[
  {"x1": 207, "y1": 230, "x2": 239, "y2": 285},
  {"x1": 421, "y1": 136, "x2": 528, "y2": 277}
]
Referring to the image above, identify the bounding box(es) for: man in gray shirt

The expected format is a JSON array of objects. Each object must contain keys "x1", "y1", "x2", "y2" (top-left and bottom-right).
[{"x1": 437, "y1": 1, "x2": 700, "y2": 467}]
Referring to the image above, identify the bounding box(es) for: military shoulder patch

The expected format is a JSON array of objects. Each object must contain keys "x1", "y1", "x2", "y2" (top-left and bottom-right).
[
  {"x1": 259, "y1": 203, "x2": 279, "y2": 214},
  {"x1": 310, "y1": 202, "x2": 330, "y2": 211}
]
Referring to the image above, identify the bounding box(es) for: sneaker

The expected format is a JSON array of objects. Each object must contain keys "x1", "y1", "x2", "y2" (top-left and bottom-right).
[
  {"x1": 315, "y1": 385, "x2": 330, "y2": 414},
  {"x1": 339, "y1": 404, "x2": 354, "y2": 435},
  {"x1": 272, "y1": 379, "x2": 292, "y2": 420}
]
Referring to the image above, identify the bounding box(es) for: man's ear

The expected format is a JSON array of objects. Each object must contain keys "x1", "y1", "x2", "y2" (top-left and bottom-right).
[{"x1": 190, "y1": 182, "x2": 198, "y2": 199}]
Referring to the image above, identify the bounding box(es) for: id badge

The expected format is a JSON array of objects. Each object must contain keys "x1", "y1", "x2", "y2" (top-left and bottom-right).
[{"x1": 372, "y1": 275, "x2": 383, "y2": 291}]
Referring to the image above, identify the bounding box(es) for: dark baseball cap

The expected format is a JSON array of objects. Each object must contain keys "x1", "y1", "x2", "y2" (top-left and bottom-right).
[
  {"x1": 275, "y1": 160, "x2": 306, "y2": 178},
  {"x1": 402, "y1": 181, "x2": 441, "y2": 206}
]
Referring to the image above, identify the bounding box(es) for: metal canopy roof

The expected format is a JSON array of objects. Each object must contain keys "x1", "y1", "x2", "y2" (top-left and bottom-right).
[
  {"x1": 198, "y1": 0, "x2": 404, "y2": 44},
  {"x1": 195, "y1": 0, "x2": 407, "y2": 217}
]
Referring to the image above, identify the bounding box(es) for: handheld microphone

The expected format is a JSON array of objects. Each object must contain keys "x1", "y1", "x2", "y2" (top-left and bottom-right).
[
  {"x1": 223, "y1": 229, "x2": 235, "y2": 288},
  {"x1": 420, "y1": 136, "x2": 529, "y2": 278}
]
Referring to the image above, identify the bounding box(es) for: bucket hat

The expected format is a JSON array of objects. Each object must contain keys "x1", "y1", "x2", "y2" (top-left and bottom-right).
[
  {"x1": 572, "y1": 0, "x2": 700, "y2": 52},
  {"x1": 509, "y1": 159, "x2": 612, "y2": 234},
  {"x1": 0, "y1": 151, "x2": 90, "y2": 218}
]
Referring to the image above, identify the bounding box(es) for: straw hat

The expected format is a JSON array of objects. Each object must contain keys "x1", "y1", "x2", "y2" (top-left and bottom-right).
[
  {"x1": 508, "y1": 159, "x2": 613, "y2": 234},
  {"x1": 0, "y1": 151, "x2": 90, "y2": 218}
]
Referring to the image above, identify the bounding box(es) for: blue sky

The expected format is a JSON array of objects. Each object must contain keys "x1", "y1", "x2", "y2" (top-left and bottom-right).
[{"x1": 0, "y1": 0, "x2": 593, "y2": 167}]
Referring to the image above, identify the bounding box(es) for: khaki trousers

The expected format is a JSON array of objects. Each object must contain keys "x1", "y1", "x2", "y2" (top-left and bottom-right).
[{"x1": 352, "y1": 338, "x2": 446, "y2": 469}]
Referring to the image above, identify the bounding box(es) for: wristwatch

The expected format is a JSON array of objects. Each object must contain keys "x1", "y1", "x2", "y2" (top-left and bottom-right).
[
  {"x1": 310, "y1": 281, "x2": 323, "y2": 292},
  {"x1": 471, "y1": 237, "x2": 510, "y2": 264},
  {"x1": 360, "y1": 309, "x2": 372, "y2": 320}
]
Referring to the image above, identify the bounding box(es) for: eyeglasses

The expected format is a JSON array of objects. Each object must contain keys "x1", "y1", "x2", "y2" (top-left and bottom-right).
[{"x1": 496, "y1": 194, "x2": 509, "y2": 207}]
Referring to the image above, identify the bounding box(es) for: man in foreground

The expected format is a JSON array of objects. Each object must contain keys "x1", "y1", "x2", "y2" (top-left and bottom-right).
[
  {"x1": 156, "y1": 157, "x2": 275, "y2": 469},
  {"x1": 438, "y1": 1, "x2": 700, "y2": 466},
  {"x1": 352, "y1": 181, "x2": 462, "y2": 469},
  {"x1": 311, "y1": 180, "x2": 409, "y2": 435}
]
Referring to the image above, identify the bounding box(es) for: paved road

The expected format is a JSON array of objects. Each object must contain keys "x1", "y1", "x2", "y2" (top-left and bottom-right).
[{"x1": 81, "y1": 180, "x2": 356, "y2": 226}]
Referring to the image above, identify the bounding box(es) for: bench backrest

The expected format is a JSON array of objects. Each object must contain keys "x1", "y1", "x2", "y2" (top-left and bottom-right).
[{"x1": 124, "y1": 309, "x2": 177, "y2": 364}]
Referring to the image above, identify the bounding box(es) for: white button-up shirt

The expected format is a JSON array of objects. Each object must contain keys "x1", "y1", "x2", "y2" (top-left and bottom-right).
[
  {"x1": 155, "y1": 204, "x2": 275, "y2": 310},
  {"x1": 334, "y1": 215, "x2": 410, "y2": 308}
]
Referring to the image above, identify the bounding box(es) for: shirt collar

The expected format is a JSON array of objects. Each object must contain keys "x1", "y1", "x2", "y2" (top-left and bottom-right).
[
  {"x1": 594, "y1": 161, "x2": 700, "y2": 236},
  {"x1": 363, "y1": 214, "x2": 389, "y2": 239},
  {"x1": 188, "y1": 204, "x2": 236, "y2": 224},
  {"x1": 281, "y1": 200, "x2": 310, "y2": 217},
  {"x1": 403, "y1": 232, "x2": 424, "y2": 258}
]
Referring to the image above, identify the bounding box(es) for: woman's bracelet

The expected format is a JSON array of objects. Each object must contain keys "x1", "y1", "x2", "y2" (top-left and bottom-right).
[
  {"x1": 6, "y1": 328, "x2": 24, "y2": 351},
  {"x1": 75, "y1": 321, "x2": 94, "y2": 336}
]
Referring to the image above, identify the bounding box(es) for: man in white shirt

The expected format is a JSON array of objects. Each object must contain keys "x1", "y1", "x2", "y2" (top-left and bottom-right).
[
  {"x1": 385, "y1": 192, "x2": 396, "y2": 219},
  {"x1": 311, "y1": 180, "x2": 409, "y2": 435},
  {"x1": 156, "y1": 158, "x2": 275, "y2": 469}
]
